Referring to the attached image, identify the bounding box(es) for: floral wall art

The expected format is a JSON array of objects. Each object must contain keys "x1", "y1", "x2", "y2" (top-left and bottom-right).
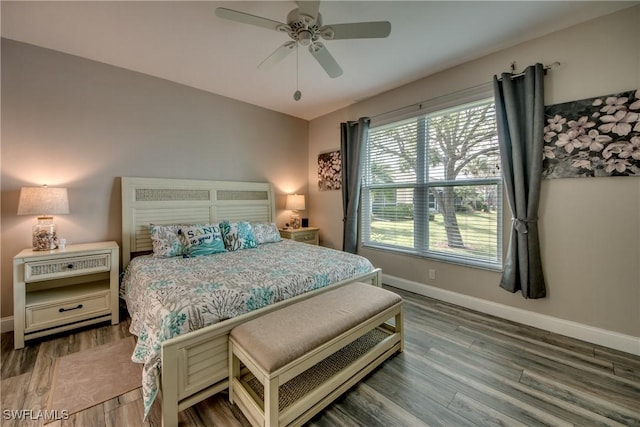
[
  {"x1": 542, "y1": 89, "x2": 640, "y2": 178},
  {"x1": 317, "y1": 149, "x2": 342, "y2": 191}
]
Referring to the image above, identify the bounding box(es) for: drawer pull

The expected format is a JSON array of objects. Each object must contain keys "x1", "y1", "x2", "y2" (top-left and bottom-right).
[
  {"x1": 67, "y1": 264, "x2": 74, "y2": 269},
  {"x1": 59, "y1": 304, "x2": 83, "y2": 313}
]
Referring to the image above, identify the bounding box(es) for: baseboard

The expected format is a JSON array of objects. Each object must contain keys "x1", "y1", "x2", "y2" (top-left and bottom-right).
[
  {"x1": 1, "y1": 316, "x2": 14, "y2": 334},
  {"x1": 384, "y1": 274, "x2": 640, "y2": 356}
]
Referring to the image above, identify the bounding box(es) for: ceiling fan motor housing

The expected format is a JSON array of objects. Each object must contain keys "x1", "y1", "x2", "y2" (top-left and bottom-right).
[{"x1": 286, "y1": 9, "x2": 322, "y2": 45}]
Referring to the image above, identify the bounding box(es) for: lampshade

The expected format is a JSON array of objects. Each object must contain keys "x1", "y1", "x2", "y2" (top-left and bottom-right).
[
  {"x1": 285, "y1": 194, "x2": 305, "y2": 211},
  {"x1": 17, "y1": 186, "x2": 70, "y2": 217}
]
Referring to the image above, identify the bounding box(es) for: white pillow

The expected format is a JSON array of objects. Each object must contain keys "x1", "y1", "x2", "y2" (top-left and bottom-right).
[{"x1": 252, "y1": 222, "x2": 282, "y2": 244}]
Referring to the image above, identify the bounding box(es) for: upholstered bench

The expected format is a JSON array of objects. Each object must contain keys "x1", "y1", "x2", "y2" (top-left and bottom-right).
[{"x1": 228, "y1": 282, "x2": 403, "y2": 427}]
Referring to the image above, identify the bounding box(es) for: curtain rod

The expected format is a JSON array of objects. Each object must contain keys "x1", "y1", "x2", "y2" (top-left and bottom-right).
[
  {"x1": 370, "y1": 61, "x2": 560, "y2": 121},
  {"x1": 370, "y1": 81, "x2": 491, "y2": 120},
  {"x1": 499, "y1": 61, "x2": 561, "y2": 80}
]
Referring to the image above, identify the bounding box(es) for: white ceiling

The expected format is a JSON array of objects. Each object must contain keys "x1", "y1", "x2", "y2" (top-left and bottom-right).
[{"x1": 2, "y1": 1, "x2": 637, "y2": 120}]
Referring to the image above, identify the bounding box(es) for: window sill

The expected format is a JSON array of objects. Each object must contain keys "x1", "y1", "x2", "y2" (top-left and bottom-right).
[{"x1": 361, "y1": 243, "x2": 503, "y2": 273}]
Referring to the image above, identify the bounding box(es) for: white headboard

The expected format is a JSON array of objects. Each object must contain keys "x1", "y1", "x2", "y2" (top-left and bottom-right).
[{"x1": 121, "y1": 177, "x2": 275, "y2": 267}]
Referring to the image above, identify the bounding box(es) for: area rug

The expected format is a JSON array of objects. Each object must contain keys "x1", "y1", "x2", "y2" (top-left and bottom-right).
[{"x1": 47, "y1": 336, "x2": 141, "y2": 419}]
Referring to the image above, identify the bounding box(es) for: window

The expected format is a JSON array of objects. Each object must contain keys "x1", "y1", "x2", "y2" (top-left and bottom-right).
[{"x1": 362, "y1": 97, "x2": 502, "y2": 269}]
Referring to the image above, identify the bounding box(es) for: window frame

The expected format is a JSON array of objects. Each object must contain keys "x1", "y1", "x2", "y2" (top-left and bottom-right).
[{"x1": 361, "y1": 85, "x2": 503, "y2": 271}]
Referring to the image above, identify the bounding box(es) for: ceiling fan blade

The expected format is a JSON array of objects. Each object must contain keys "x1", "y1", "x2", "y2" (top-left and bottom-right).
[
  {"x1": 309, "y1": 42, "x2": 343, "y2": 78},
  {"x1": 297, "y1": 1, "x2": 320, "y2": 21},
  {"x1": 258, "y1": 41, "x2": 297, "y2": 70},
  {"x1": 321, "y1": 21, "x2": 391, "y2": 40},
  {"x1": 215, "y1": 7, "x2": 287, "y2": 32}
]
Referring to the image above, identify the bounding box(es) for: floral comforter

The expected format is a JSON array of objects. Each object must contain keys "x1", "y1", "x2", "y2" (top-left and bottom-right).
[{"x1": 120, "y1": 239, "x2": 374, "y2": 417}]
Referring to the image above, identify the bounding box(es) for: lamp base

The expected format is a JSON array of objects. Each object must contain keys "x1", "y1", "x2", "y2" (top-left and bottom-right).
[
  {"x1": 290, "y1": 212, "x2": 301, "y2": 229},
  {"x1": 32, "y1": 217, "x2": 58, "y2": 251}
]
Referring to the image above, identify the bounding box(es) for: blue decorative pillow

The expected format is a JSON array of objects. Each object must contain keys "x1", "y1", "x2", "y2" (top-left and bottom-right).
[
  {"x1": 219, "y1": 221, "x2": 258, "y2": 251},
  {"x1": 149, "y1": 224, "x2": 187, "y2": 258},
  {"x1": 180, "y1": 224, "x2": 226, "y2": 257},
  {"x1": 252, "y1": 222, "x2": 282, "y2": 244}
]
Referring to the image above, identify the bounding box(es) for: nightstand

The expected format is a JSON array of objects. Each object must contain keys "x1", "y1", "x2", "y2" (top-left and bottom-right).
[
  {"x1": 279, "y1": 227, "x2": 320, "y2": 246},
  {"x1": 13, "y1": 241, "x2": 119, "y2": 349}
]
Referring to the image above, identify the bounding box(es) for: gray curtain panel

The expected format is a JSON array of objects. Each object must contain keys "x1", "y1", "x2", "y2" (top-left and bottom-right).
[
  {"x1": 493, "y1": 64, "x2": 546, "y2": 299},
  {"x1": 341, "y1": 117, "x2": 370, "y2": 253}
]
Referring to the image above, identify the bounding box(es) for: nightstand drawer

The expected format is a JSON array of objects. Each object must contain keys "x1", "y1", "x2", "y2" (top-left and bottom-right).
[
  {"x1": 24, "y1": 254, "x2": 111, "y2": 282},
  {"x1": 25, "y1": 281, "x2": 111, "y2": 332},
  {"x1": 279, "y1": 227, "x2": 319, "y2": 246},
  {"x1": 292, "y1": 232, "x2": 317, "y2": 243}
]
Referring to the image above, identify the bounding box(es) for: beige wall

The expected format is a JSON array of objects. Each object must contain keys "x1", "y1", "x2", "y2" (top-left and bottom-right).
[
  {"x1": 1, "y1": 39, "x2": 309, "y2": 319},
  {"x1": 308, "y1": 6, "x2": 640, "y2": 339}
]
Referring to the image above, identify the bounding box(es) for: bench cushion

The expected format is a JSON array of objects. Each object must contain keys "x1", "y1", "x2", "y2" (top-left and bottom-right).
[{"x1": 230, "y1": 282, "x2": 401, "y2": 373}]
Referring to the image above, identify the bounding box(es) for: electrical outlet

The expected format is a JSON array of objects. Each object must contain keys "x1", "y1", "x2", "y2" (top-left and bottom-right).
[{"x1": 428, "y1": 269, "x2": 436, "y2": 280}]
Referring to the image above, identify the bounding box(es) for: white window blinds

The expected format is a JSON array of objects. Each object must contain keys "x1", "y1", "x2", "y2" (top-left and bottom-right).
[{"x1": 362, "y1": 97, "x2": 503, "y2": 268}]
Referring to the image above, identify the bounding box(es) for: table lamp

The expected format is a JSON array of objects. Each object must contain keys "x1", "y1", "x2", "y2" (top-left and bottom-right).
[
  {"x1": 17, "y1": 185, "x2": 70, "y2": 250},
  {"x1": 285, "y1": 194, "x2": 305, "y2": 229}
]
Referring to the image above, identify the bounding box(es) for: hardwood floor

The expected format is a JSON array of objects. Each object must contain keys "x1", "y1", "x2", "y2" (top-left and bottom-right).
[{"x1": 2, "y1": 286, "x2": 639, "y2": 426}]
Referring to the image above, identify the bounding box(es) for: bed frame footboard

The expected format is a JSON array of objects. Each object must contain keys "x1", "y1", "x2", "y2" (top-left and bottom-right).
[{"x1": 159, "y1": 268, "x2": 382, "y2": 427}]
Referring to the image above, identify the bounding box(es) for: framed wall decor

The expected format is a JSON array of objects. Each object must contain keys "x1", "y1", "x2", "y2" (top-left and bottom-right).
[
  {"x1": 318, "y1": 149, "x2": 342, "y2": 191},
  {"x1": 542, "y1": 89, "x2": 640, "y2": 179}
]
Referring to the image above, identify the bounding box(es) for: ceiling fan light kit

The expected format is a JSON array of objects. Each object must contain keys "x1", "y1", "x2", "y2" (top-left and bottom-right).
[{"x1": 215, "y1": 1, "x2": 391, "y2": 98}]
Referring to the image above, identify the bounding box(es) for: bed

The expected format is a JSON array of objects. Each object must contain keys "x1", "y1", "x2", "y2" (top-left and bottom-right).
[{"x1": 120, "y1": 177, "x2": 381, "y2": 426}]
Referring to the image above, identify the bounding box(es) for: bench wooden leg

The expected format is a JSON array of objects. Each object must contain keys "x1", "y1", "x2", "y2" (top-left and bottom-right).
[
  {"x1": 264, "y1": 377, "x2": 279, "y2": 427},
  {"x1": 396, "y1": 306, "x2": 405, "y2": 353},
  {"x1": 229, "y1": 342, "x2": 239, "y2": 405}
]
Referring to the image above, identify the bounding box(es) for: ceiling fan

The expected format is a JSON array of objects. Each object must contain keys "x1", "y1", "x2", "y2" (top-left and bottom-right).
[{"x1": 215, "y1": 1, "x2": 391, "y2": 80}]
